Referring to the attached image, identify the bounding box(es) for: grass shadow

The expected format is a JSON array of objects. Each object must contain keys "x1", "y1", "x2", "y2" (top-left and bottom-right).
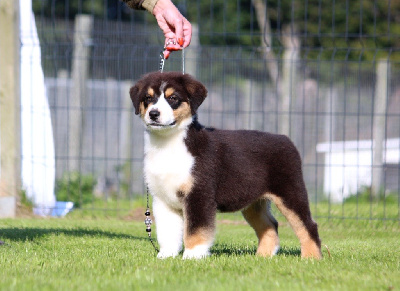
[
  {"x1": 0, "y1": 228, "x2": 146, "y2": 243},
  {"x1": 1, "y1": 228, "x2": 301, "y2": 258}
]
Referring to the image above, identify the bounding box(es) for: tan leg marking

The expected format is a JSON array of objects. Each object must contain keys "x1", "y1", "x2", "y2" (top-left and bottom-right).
[
  {"x1": 242, "y1": 201, "x2": 279, "y2": 257},
  {"x1": 265, "y1": 193, "x2": 322, "y2": 259},
  {"x1": 177, "y1": 175, "x2": 194, "y2": 198},
  {"x1": 184, "y1": 227, "x2": 214, "y2": 250}
]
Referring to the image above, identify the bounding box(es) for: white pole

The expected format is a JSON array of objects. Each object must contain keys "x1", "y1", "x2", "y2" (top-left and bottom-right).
[{"x1": 0, "y1": 0, "x2": 21, "y2": 218}]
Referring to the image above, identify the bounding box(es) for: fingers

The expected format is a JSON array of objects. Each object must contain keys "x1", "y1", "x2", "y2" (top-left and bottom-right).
[
  {"x1": 163, "y1": 17, "x2": 192, "y2": 59},
  {"x1": 163, "y1": 38, "x2": 180, "y2": 59},
  {"x1": 182, "y1": 18, "x2": 192, "y2": 48},
  {"x1": 163, "y1": 17, "x2": 185, "y2": 51},
  {"x1": 174, "y1": 18, "x2": 184, "y2": 46},
  {"x1": 153, "y1": 0, "x2": 186, "y2": 45},
  {"x1": 152, "y1": 0, "x2": 192, "y2": 59},
  {"x1": 163, "y1": 45, "x2": 180, "y2": 59},
  {"x1": 163, "y1": 50, "x2": 170, "y2": 59},
  {"x1": 174, "y1": 17, "x2": 191, "y2": 48}
]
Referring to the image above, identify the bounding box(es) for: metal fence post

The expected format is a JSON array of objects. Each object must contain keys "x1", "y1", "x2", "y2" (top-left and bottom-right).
[
  {"x1": 185, "y1": 23, "x2": 199, "y2": 77},
  {"x1": 0, "y1": 0, "x2": 21, "y2": 217},
  {"x1": 280, "y1": 26, "x2": 300, "y2": 137},
  {"x1": 372, "y1": 59, "x2": 390, "y2": 197},
  {"x1": 69, "y1": 14, "x2": 93, "y2": 172},
  {"x1": 119, "y1": 81, "x2": 134, "y2": 197}
]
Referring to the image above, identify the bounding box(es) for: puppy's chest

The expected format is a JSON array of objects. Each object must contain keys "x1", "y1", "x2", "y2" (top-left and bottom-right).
[{"x1": 144, "y1": 136, "x2": 194, "y2": 209}]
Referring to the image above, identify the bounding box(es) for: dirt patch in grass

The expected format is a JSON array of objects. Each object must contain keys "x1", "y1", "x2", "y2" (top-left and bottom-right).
[
  {"x1": 123, "y1": 207, "x2": 152, "y2": 222},
  {"x1": 218, "y1": 219, "x2": 247, "y2": 225},
  {"x1": 16, "y1": 202, "x2": 38, "y2": 218}
]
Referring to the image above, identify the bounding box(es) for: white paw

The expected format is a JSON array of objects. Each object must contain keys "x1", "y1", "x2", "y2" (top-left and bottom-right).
[
  {"x1": 182, "y1": 245, "x2": 210, "y2": 260},
  {"x1": 272, "y1": 245, "x2": 280, "y2": 256},
  {"x1": 157, "y1": 249, "x2": 179, "y2": 259}
]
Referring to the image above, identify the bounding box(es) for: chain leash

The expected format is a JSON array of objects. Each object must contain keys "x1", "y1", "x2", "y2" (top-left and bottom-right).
[
  {"x1": 159, "y1": 46, "x2": 185, "y2": 74},
  {"x1": 181, "y1": 48, "x2": 185, "y2": 74},
  {"x1": 146, "y1": 44, "x2": 186, "y2": 255},
  {"x1": 145, "y1": 187, "x2": 159, "y2": 253},
  {"x1": 159, "y1": 50, "x2": 165, "y2": 73}
]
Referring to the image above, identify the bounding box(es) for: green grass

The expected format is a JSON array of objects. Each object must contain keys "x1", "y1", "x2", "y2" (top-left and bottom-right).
[
  {"x1": 57, "y1": 191, "x2": 400, "y2": 221},
  {"x1": 0, "y1": 215, "x2": 399, "y2": 291}
]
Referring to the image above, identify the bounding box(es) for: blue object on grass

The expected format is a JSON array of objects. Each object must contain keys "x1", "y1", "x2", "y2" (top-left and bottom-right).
[{"x1": 51, "y1": 201, "x2": 74, "y2": 217}]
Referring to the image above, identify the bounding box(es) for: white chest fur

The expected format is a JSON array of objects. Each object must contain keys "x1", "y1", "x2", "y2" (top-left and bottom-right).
[{"x1": 144, "y1": 129, "x2": 194, "y2": 210}]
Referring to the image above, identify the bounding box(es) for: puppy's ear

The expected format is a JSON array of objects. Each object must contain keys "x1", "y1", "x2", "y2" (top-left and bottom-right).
[
  {"x1": 183, "y1": 74, "x2": 208, "y2": 114},
  {"x1": 129, "y1": 83, "x2": 142, "y2": 115}
]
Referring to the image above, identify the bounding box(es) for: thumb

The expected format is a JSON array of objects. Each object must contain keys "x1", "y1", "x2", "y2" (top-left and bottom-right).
[{"x1": 163, "y1": 50, "x2": 171, "y2": 59}]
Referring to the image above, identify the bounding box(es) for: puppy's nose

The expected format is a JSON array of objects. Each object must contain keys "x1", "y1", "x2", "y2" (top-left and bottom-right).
[{"x1": 149, "y1": 109, "x2": 160, "y2": 121}]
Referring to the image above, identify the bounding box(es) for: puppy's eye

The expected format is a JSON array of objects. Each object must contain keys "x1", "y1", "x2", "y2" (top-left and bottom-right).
[
  {"x1": 168, "y1": 95, "x2": 178, "y2": 102},
  {"x1": 145, "y1": 94, "x2": 152, "y2": 102}
]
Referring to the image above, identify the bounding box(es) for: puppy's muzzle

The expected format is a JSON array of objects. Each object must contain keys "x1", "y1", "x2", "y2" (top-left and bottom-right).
[{"x1": 149, "y1": 109, "x2": 160, "y2": 121}]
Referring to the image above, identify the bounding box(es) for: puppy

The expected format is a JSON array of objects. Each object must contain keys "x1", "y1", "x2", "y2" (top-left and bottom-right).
[{"x1": 130, "y1": 72, "x2": 322, "y2": 259}]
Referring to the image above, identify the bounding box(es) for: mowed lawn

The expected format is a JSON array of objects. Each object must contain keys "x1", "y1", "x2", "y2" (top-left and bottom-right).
[{"x1": 0, "y1": 214, "x2": 399, "y2": 291}]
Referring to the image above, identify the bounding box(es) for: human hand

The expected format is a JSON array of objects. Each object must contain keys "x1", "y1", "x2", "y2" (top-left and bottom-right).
[{"x1": 152, "y1": 0, "x2": 192, "y2": 59}]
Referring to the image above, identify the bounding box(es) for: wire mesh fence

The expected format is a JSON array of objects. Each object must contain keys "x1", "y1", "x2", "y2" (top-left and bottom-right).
[{"x1": 22, "y1": 0, "x2": 400, "y2": 220}]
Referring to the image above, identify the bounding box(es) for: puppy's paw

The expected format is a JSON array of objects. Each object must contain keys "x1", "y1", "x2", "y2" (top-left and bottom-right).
[
  {"x1": 182, "y1": 245, "x2": 210, "y2": 260},
  {"x1": 157, "y1": 249, "x2": 179, "y2": 259}
]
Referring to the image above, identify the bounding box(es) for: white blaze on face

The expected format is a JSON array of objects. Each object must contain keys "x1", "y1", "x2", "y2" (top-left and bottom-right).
[{"x1": 144, "y1": 84, "x2": 176, "y2": 127}]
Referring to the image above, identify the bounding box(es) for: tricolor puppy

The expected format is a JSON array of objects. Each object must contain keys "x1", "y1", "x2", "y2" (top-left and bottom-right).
[{"x1": 130, "y1": 71, "x2": 322, "y2": 260}]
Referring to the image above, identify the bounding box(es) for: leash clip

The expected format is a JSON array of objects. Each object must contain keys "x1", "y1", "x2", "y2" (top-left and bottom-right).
[
  {"x1": 181, "y1": 48, "x2": 185, "y2": 75},
  {"x1": 159, "y1": 50, "x2": 165, "y2": 73},
  {"x1": 159, "y1": 45, "x2": 185, "y2": 74}
]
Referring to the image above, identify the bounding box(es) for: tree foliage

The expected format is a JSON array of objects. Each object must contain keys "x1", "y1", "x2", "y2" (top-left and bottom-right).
[
  {"x1": 33, "y1": 0, "x2": 400, "y2": 60},
  {"x1": 186, "y1": 0, "x2": 400, "y2": 60},
  {"x1": 32, "y1": 0, "x2": 133, "y2": 20}
]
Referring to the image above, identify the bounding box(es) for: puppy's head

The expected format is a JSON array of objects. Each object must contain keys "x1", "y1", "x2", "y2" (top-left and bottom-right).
[{"x1": 130, "y1": 72, "x2": 207, "y2": 131}]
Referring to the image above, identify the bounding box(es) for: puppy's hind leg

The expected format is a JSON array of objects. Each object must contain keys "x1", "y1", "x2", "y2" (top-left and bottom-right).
[
  {"x1": 153, "y1": 197, "x2": 184, "y2": 259},
  {"x1": 242, "y1": 199, "x2": 280, "y2": 257},
  {"x1": 266, "y1": 190, "x2": 322, "y2": 259}
]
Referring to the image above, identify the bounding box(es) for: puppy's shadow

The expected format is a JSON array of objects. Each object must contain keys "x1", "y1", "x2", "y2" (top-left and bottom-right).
[
  {"x1": 211, "y1": 244, "x2": 256, "y2": 256},
  {"x1": 211, "y1": 244, "x2": 301, "y2": 257},
  {"x1": 276, "y1": 247, "x2": 301, "y2": 257}
]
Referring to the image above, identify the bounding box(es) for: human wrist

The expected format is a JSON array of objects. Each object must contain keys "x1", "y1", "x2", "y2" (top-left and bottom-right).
[
  {"x1": 151, "y1": 0, "x2": 173, "y2": 16},
  {"x1": 142, "y1": 0, "x2": 159, "y2": 13}
]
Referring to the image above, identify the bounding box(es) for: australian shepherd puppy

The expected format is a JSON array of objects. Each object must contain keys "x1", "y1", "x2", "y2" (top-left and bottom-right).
[{"x1": 130, "y1": 72, "x2": 322, "y2": 260}]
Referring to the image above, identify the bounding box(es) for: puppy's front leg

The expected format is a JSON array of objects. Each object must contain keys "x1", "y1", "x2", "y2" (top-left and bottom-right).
[
  {"x1": 183, "y1": 227, "x2": 215, "y2": 259},
  {"x1": 182, "y1": 194, "x2": 216, "y2": 260},
  {"x1": 153, "y1": 197, "x2": 183, "y2": 259}
]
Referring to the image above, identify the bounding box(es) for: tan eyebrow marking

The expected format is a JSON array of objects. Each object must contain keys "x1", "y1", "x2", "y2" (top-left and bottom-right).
[
  {"x1": 147, "y1": 87, "x2": 154, "y2": 96},
  {"x1": 165, "y1": 87, "x2": 175, "y2": 98}
]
